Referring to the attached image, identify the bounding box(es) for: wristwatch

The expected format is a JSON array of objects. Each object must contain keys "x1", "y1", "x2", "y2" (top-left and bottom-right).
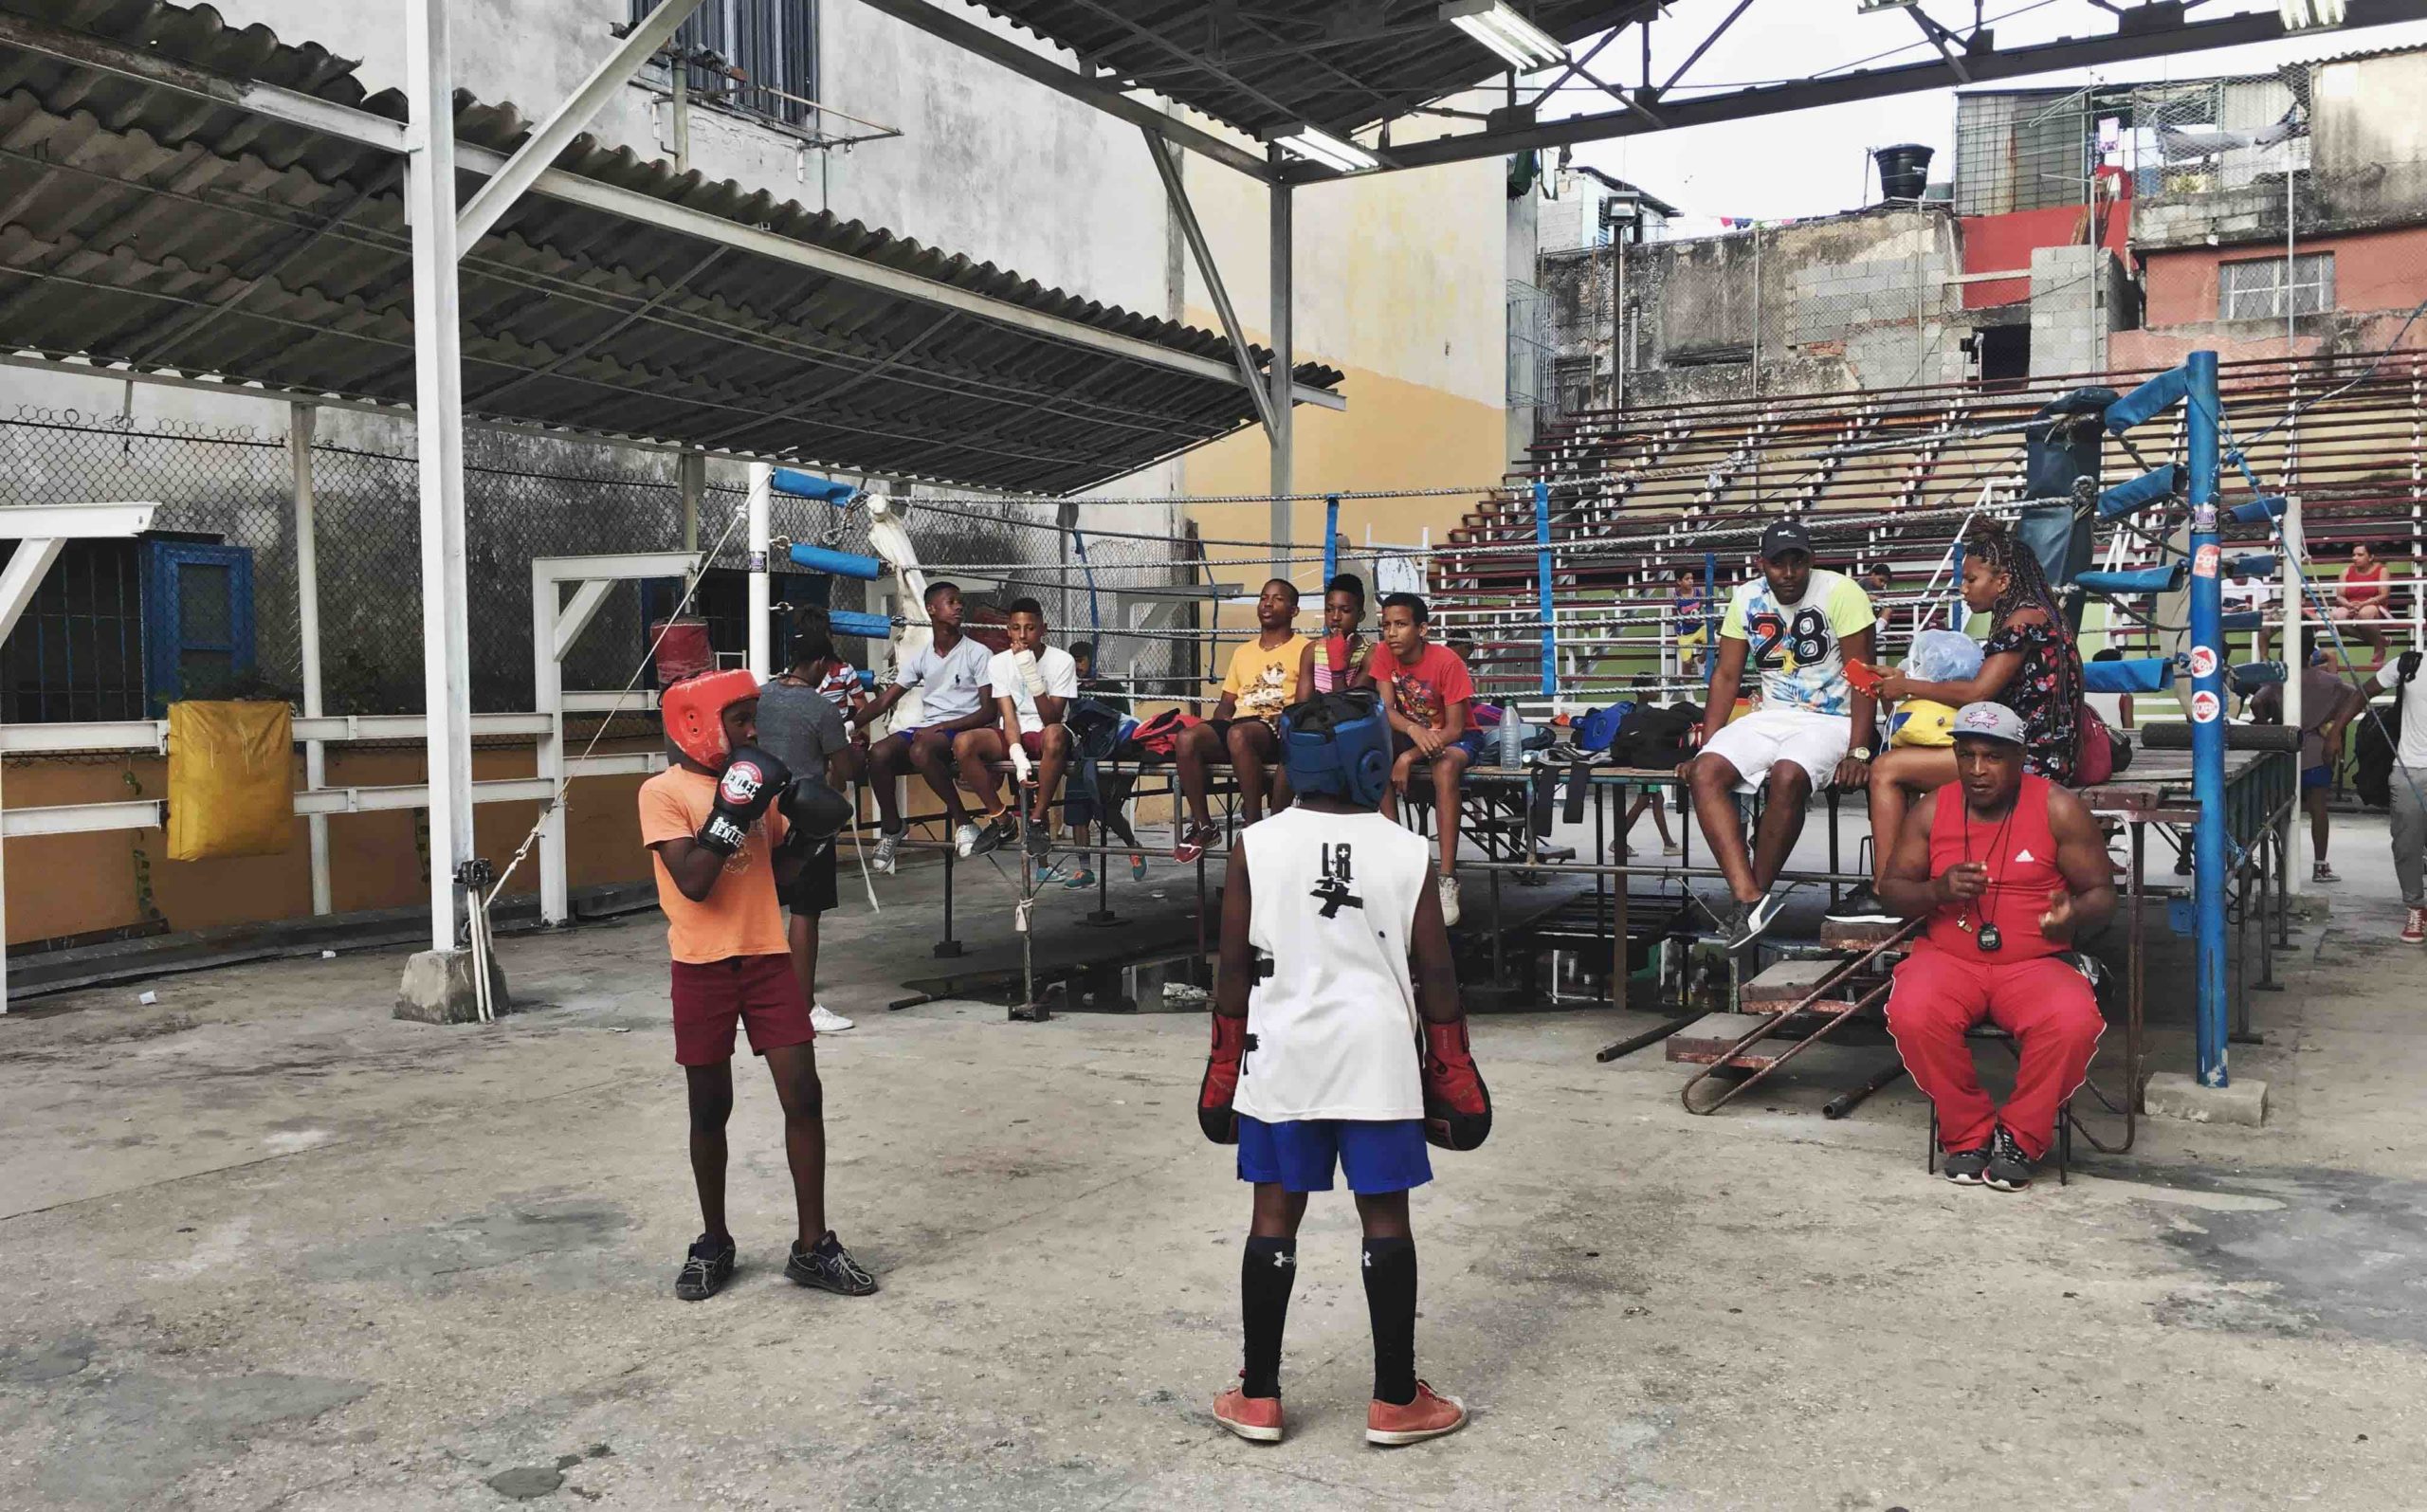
[{"x1": 1850, "y1": 746, "x2": 1873, "y2": 761}]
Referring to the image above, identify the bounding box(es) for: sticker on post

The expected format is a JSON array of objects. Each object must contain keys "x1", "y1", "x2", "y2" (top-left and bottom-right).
[
  {"x1": 2191, "y1": 689, "x2": 2222, "y2": 723},
  {"x1": 2189, "y1": 645, "x2": 2219, "y2": 678},
  {"x1": 2192, "y1": 504, "x2": 2218, "y2": 534},
  {"x1": 2194, "y1": 543, "x2": 2221, "y2": 578}
]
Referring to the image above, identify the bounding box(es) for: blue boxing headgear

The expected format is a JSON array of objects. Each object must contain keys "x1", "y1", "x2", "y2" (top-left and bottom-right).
[{"x1": 1280, "y1": 691, "x2": 1391, "y2": 808}]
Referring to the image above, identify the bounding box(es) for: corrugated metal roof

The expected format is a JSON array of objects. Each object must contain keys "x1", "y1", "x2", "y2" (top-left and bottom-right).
[
  {"x1": 958, "y1": 0, "x2": 1652, "y2": 143},
  {"x1": 0, "y1": 0, "x2": 1341, "y2": 493}
]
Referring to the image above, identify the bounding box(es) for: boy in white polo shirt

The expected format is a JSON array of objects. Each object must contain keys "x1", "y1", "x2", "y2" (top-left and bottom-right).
[{"x1": 954, "y1": 597, "x2": 1079, "y2": 860}]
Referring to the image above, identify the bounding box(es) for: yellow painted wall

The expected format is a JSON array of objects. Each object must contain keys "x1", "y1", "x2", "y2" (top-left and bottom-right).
[{"x1": 1175, "y1": 148, "x2": 1512, "y2": 595}]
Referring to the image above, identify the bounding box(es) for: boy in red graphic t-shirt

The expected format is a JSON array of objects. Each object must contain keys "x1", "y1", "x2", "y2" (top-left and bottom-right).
[{"x1": 1367, "y1": 592, "x2": 1476, "y2": 926}]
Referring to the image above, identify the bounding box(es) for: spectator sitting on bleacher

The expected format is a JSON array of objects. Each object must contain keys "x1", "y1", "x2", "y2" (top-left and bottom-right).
[
  {"x1": 1832, "y1": 522, "x2": 2083, "y2": 928},
  {"x1": 1299, "y1": 574, "x2": 1376, "y2": 695},
  {"x1": 1875, "y1": 702, "x2": 2115, "y2": 1193},
  {"x1": 1673, "y1": 566, "x2": 1710, "y2": 679},
  {"x1": 1372, "y1": 592, "x2": 1476, "y2": 928},
  {"x1": 2332, "y1": 541, "x2": 2396, "y2": 666},
  {"x1": 1682, "y1": 519, "x2": 1879, "y2": 949},
  {"x1": 1173, "y1": 579, "x2": 1308, "y2": 863}
]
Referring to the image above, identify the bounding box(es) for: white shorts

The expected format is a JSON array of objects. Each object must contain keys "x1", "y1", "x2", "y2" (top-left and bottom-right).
[{"x1": 1701, "y1": 708, "x2": 1852, "y2": 791}]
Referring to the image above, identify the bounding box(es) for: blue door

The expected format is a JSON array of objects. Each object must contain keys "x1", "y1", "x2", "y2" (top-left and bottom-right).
[{"x1": 142, "y1": 540, "x2": 255, "y2": 714}]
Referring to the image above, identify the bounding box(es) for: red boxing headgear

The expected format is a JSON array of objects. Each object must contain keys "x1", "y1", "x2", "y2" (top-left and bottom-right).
[{"x1": 662, "y1": 668, "x2": 760, "y2": 770}]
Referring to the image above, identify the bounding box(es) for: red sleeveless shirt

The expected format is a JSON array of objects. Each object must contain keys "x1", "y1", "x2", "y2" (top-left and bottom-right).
[{"x1": 1924, "y1": 774, "x2": 2066, "y2": 962}]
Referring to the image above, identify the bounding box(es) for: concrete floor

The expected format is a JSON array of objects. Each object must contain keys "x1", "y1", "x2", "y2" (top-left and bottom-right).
[{"x1": 6, "y1": 815, "x2": 2427, "y2": 1510}]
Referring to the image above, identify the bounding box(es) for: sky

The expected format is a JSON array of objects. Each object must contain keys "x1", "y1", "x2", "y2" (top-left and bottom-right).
[{"x1": 1551, "y1": 0, "x2": 2427, "y2": 235}]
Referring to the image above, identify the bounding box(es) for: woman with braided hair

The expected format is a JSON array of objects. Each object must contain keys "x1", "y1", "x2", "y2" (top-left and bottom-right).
[{"x1": 1829, "y1": 521, "x2": 2087, "y2": 923}]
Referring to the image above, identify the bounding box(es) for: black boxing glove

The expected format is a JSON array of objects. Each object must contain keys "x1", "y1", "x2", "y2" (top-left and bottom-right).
[
  {"x1": 776, "y1": 774, "x2": 853, "y2": 851},
  {"x1": 698, "y1": 747, "x2": 789, "y2": 856}
]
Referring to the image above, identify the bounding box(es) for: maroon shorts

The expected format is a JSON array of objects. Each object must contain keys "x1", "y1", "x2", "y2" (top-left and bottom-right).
[{"x1": 669, "y1": 955, "x2": 813, "y2": 1066}]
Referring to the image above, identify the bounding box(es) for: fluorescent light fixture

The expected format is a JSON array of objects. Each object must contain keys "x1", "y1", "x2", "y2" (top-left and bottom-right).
[
  {"x1": 1439, "y1": 1, "x2": 1570, "y2": 70},
  {"x1": 1275, "y1": 125, "x2": 1379, "y2": 174},
  {"x1": 2281, "y1": 0, "x2": 2347, "y2": 28}
]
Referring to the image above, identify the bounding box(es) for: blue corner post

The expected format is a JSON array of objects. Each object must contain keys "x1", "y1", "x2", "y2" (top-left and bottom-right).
[
  {"x1": 2185, "y1": 349, "x2": 2230, "y2": 1088},
  {"x1": 1323, "y1": 494, "x2": 1341, "y2": 586},
  {"x1": 1532, "y1": 480, "x2": 1556, "y2": 698}
]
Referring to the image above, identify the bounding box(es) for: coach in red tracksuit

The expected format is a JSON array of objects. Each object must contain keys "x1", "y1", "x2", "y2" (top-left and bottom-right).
[{"x1": 1877, "y1": 701, "x2": 2116, "y2": 1192}]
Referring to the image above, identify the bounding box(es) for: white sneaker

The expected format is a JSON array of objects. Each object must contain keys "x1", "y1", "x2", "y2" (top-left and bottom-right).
[
  {"x1": 1438, "y1": 874, "x2": 1463, "y2": 927},
  {"x1": 810, "y1": 1003, "x2": 855, "y2": 1033},
  {"x1": 954, "y1": 821, "x2": 982, "y2": 858},
  {"x1": 1662, "y1": 840, "x2": 1684, "y2": 856},
  {"x1": 870, "y1": 830, "x2": 903, "y2": 875}
]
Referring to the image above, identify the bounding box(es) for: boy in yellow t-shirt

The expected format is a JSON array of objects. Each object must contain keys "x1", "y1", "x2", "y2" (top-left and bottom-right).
[{"x1": 1174, "y1": 578, "x2": 1308, "y2": 861}]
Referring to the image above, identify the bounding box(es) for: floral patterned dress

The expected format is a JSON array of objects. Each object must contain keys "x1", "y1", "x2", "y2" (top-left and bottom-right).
[{"x1": 1985, "y1": 617, "x2": 2078, "y2": 781}]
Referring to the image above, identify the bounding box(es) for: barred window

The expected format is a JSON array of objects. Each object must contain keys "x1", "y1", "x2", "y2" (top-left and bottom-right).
[
  {"x1": 631, "y1": 0, "x2": 818, "y2": 128},
  {"x1": 2218, "y1": 252, "x2": 2334, "y2": 322}
]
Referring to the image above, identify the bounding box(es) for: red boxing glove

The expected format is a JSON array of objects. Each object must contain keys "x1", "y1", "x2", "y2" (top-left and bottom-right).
[
  {"x1": 1198, "y1": 1014, "x2": 1248, "y2": 1145},
  {"x1": 1421, "y1": 1019, "x2": 1492, "y2": 1152}
]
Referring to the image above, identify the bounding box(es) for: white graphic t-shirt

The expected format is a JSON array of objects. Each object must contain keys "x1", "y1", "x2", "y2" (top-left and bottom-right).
[{"x1": 1720, "y1": 569, "x2": 1875, "y2": 718}]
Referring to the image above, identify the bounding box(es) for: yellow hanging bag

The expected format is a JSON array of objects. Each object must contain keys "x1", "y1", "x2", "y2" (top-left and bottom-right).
[{"x1": 166, "y1": 701, "x2": 295, "y2": 861}]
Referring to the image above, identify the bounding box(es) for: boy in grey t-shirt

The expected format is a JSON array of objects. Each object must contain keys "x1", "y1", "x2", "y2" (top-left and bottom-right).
[{"x1": 760, "y1": 623, "x2": 859, "y2": 1032}]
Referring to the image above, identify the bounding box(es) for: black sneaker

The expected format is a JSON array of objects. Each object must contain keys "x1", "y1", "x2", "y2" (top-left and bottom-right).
[
  {"x1": 1718, "y1": 891, "x2": 1782, "y2": 951},
  {"x1": 1024, "y1": 821, "x2": 1051, "y2": 862},
  {"x1": 675, "y1": 1234, "x2": 737, "y2": 1302},
  {"x1": 786, "y1": 1232, "x2": 879, "y2": 1296},
  {"x1": 1941, "y1": 1143, "x2": 1993, "y2": 1186},
  {"x1": 1984, "y1": 1126, "x2": 2035, "y2": 1192},
  {"x1": 1825, "y1": 884, "x2": 1897, "y2": 925},
  {"x1": 970, "y1": 816, "x2": 1016, "y2": 857}
]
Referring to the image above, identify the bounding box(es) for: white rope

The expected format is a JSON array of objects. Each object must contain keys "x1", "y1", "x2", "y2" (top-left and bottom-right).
[{"x1": 484, "y1": 501, "x2": 758, "y2": 911}]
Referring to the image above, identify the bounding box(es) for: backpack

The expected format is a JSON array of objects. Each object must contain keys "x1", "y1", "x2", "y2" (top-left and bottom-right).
[
  {"x1": 1129, "y1": 708, "x2": 1199, "y2": 757},
  {"x1": 2074, "y1": 701, "x2": 2130, "y2": 783},
  {"x1": 1607, "y1": 702, "x2": 1701, "y2": 769}
]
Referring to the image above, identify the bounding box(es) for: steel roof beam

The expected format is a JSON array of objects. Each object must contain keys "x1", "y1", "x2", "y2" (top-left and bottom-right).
[
  {"x1": 843, "y1": 0, "x2": 1274, "y2": 181},
  {"x1": 454, "y1": 0, "x2": 709, "y2": 247},
  {"x1": 1374, "y1": 0, "x2": 2427, "y2": 173}
]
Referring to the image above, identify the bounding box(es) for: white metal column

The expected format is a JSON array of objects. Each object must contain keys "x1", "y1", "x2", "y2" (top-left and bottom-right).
[
  {"x1": 291, "y1": 403, "x2": 331, "y2": 916},
  {"x1": 1268, "y1": 180, "x2": 1294, "y2": 577},
  {"x1": 747, "y1": 461, "x2": 774, "y2": 679},
  {"x1": 406, "y1": 0, "x2": 476, "y2": 955}
]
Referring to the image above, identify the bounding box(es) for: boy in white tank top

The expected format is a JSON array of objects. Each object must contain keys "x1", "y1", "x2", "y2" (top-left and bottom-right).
[{"x1": 1194, "y1": 690, "x2": 1492, "y2": 1448}]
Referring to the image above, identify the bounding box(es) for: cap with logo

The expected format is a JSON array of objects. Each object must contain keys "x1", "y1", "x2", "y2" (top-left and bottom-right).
[
  {"x1": 1759, "y1": 518, "x2": 1815, "y2": 562},
  {"x1": 1952, "y1": 701, "x2": 2027, "y2": 745}
]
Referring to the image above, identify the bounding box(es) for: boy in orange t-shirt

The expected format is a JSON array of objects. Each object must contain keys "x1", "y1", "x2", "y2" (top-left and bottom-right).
[{"x1": 640, "y1": 669, "x2": 877, "y2": 1303}]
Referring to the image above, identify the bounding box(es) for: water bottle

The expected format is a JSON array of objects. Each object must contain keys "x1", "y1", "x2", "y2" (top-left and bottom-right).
[{"x1": 1499, "y1": 710, "x2": 1526, "y2": 769}]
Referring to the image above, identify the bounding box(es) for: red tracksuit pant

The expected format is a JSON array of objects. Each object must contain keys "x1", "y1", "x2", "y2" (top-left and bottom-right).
[{"x1": 1885, "y1": 944, "x2": 2104, "y2": 1159}]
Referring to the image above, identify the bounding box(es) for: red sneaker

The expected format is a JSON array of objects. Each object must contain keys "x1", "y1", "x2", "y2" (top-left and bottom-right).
[
  {"x1": 1366, "y1": 1380, "x2": 1467, "y2": 1446},
  {"x1": 2403, "y1": 906, "x2": 2426, "y2": 944},
  {"x1": 1213, "y1": 1383, "x2": 1284, "y2": 1444},
  {"x1": 1175, "y1": 824, "x2": 1219, "y2": 865}
]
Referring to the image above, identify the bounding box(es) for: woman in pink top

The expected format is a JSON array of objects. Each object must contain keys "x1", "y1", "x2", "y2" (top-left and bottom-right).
[{"x1": 2330, "y1": 541, "x2": 2396, "y2": 665}]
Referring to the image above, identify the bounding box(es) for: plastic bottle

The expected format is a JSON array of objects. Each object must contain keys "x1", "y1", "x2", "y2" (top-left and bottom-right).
[{"x1": 1499, "y1": 710, "x2": 1526, "y2": 769}]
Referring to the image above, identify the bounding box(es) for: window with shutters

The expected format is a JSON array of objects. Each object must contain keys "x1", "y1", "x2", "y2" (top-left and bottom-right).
[{"x1": 631, "y1": 0, "x2": 818, "y2": 128}]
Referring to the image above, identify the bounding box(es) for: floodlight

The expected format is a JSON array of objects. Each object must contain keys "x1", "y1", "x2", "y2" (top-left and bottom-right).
[
  {"x1": 1439, "y1": 2, "x2": 1570, "y2": 70},
  {"x1": 1275, "y1": 126, "x2": 1379, "y2": 174},
  {"x1": 2281, "y1": 0, "x2": 2347, "y2": 31}
]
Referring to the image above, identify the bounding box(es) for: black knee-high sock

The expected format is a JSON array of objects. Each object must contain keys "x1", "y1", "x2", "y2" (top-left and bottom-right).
[
  {"x1": 1361, "y1": 1237, "x2": 1418, "y2": 1406},
  {"x1": 1240, "y1": 1236, "x2": 1297, "y2": 1398}
]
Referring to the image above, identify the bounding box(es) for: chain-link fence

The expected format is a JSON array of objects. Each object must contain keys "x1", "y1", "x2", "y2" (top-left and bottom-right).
[{"x1": 0, "y1": 406, "x2": 1202, "y2": 729}]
